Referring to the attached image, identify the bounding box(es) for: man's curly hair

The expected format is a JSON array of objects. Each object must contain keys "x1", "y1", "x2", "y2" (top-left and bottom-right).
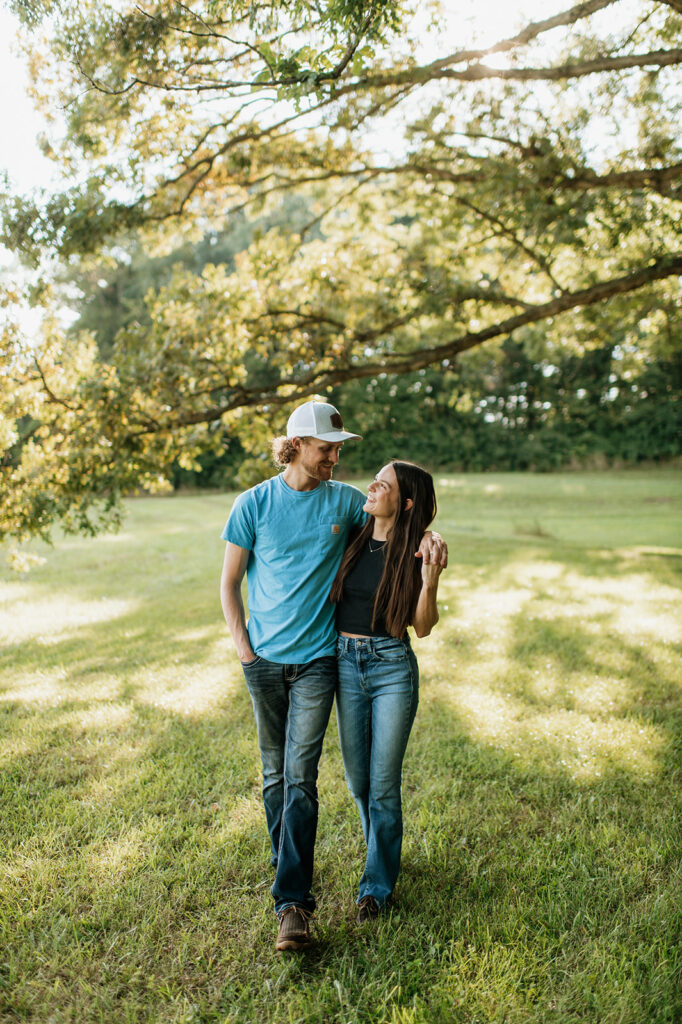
[{"x1": 271, "y1": 436, "x2": 311, "y2": 466}]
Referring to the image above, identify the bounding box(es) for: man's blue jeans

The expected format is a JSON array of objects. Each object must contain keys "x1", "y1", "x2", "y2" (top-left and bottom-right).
[
  {"x1": 335, "y1": 635, "x2": 419, "y2": 908},
  {"x1": 241, "y1": 654, "x2": 336, "y2": 915}
]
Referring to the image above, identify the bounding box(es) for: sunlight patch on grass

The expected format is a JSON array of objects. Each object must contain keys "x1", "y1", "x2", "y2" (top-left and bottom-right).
[
  {"x1": 0, "y1": 592, "x2": 139, "y2": 644},
  {"x1": 424, "y1": 552, "x2": 677, "y2": 782},
  {"x1": 562, "y1": 675, "x2": 625, "y2": 714},
  {"x1": 444, "y1": 559, "x2": 680, "y2": 645},
  {"x1": 540, "y1": 570, "x2": 681, "y2": 640},
  {"x1": 173, "y1": 625, "x2": 224, "y2": 645},
  {"x1": 1, "y1": 670, "x2": 122, "y2": 707},
  {"x1": 441, "y1": 680, "x2": 664, "y2": 780},
  {"x1": 517, "y1": 709, "x2": 662, "y2": 781},
  {"x1": 133, "y1": 662, "x2": 241, "y2": 716},
  {"x1": 69, "y1": 702, "x2": 133, "y2": 732},
  {"x1": 0, "y1": 580, "x2": 33, "y2": 603},
  {"x1": 1, "y1": 668, "x2": 70, "y2": 706},
  {"x1": 448, "y1": 682, "x2": 521, "y2": 743},
  {"x1": 0, "y1": 735, "x2": 36, "y2": 763},
  {"x1": 610, "y1": 586, "x2": 680, "y2": 642},
  {"x1": 83, "y1": 829, "x2": 148, "y2": 880},
  {"x1": 436, "y1": 477, "x2": 468, "y2": 488},
  {"x1": 511, "y1": 562, "x2": 564, "y2": 583},
  {"x1": 80, "y1": 755, "x2": 154, "y2": 807},
  {"x1": 55, "y1": 531, "x2": 137, "y2": 549},
  {"x1": 212, "y1": 794, "x2": 265, "y2": 858},
  {"x1": 439, "y1": 576, "x2": 534, "y2": 632},
  {"x1": 617, "y1": 545, "x2": 682, "y2": 559},
  {"x1": 221, "y1": 794, "x2": 263, "y2": 832}
]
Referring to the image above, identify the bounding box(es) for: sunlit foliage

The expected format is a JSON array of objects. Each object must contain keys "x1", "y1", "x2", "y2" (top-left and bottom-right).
[{"x1": 1, "y1": 0, "x2": 681, "y2": 539}]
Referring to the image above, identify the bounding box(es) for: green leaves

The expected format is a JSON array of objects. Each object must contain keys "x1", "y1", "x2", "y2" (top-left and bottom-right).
[{"x1": 2, "y1": 0, "x2": 681, "y2": 539}]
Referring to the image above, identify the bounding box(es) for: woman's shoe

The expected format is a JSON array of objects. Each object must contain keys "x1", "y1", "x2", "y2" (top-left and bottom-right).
[{"x1": 356, "y1": 895, "x2": 380, "y2": 923}]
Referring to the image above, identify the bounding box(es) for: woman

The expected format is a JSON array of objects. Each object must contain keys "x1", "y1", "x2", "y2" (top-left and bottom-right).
[{"x1": 330, "y1": 460, "x2": 443, "y2": 921}]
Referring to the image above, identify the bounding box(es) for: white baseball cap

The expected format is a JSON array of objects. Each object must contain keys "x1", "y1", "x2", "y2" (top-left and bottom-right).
[{"x1": 286, "y1": 400, "x2": 362, "y2": 442}]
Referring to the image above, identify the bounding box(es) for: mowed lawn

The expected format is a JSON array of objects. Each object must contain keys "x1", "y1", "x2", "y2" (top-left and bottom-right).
[{"x1": 1, "y1": 470, "x2": 680, "y2": 1024}]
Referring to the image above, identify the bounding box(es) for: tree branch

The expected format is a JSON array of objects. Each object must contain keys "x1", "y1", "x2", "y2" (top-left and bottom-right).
[
  {"x1": 329, "y1": 48, "x2": 682, "y2": 97},
  {"x1": 455, "y1": 197, "x2": 567, "y2": 293},
  {"x1": 325, "y1": 158, "x2": 682, "y2": 198},
  {"x1": 564, "y1": 161, "x2": 682, "y2": 195},
  {"x1": 84, "y1": 46, "x2": 682, "y2": 96},
  {"x1": 33, "y1": 358, "x2": 78, "y2": 411},
  {"x1": 127, "y1": 254, "x2": 682, "y2": 434},
  {"x1": 425, "y1": 0, "x2": 620, "y2": 72},
  {"x1": 322, "y1": 11, "x2": 375, "y2": 81}
]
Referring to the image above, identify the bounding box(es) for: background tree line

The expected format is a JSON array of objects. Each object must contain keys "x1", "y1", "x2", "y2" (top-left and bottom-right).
[{"x1": 161, "y1": 344, "x2": 682, "y2": 488}]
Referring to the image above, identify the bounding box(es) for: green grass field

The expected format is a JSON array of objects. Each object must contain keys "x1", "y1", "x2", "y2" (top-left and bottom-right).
[{"x1": 1, "y1": 470, "x2": 681, "y2": 1024}]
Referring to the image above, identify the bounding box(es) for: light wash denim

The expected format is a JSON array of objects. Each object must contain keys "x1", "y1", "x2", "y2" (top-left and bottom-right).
[
  {"x1": 241, "y1": 654, "x2": 336, "y2": 914},
  {"x1": 336, "y1": 635, "x2": 419, "y2": 907}
]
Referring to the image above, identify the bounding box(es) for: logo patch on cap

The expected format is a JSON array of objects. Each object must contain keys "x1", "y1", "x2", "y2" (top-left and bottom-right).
[{"x1": 330, "y1": 413, "x2": 343, "y2": 429}]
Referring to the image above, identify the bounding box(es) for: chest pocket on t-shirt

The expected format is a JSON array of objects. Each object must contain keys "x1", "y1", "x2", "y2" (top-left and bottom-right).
[{"x1": 318, "y1": 515, "x2": 351, "y2": 555}]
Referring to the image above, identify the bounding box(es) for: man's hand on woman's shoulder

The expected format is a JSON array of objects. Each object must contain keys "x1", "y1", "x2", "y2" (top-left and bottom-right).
[{"x1": 416, "y1": 531, "x2": 448, "y2": 567}]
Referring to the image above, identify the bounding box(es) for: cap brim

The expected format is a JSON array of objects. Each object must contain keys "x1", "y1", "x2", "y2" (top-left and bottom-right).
[{"x1": 311, "y1": 430, "x2": 362, "y2": 441}]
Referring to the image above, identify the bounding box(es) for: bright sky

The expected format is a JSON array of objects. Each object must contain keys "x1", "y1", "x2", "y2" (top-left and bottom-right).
[{"x1": 0, "y1": 8, "x2": 56, "y2": 192}]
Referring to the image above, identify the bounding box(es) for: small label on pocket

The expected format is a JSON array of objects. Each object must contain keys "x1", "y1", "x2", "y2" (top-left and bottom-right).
[{"x1": 331, "y1": 524, "x2": 340, "y2": 534}]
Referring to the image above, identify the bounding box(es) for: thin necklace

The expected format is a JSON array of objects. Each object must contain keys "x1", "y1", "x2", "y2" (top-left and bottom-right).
[{"x1": 368, "y1": 537, "x2": 386, "y2": 553}]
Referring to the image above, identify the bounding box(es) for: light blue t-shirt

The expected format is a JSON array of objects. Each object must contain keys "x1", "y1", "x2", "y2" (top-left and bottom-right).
[{"x1": 222, "y1": 474, "x2": 366, "y2": 663}]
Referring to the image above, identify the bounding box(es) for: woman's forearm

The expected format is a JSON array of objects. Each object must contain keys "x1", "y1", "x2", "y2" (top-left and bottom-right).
[{"x1": 412, "y1": 581, "x2": 440, "y2": 638}]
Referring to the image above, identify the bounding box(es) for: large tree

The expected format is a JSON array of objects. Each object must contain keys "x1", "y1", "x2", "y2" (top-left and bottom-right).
[{"x1": 1, "y1": 0, "x2": 681, "y2": 541}]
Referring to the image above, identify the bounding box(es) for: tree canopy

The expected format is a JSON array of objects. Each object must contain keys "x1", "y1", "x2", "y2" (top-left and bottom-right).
[{"x1": 1, "y1": 0, "x2": 681, "y2": 542}]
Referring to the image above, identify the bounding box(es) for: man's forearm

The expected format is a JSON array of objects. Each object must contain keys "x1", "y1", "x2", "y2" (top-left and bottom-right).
[{"x1": 221, "y1": 583, "x2": 255, "y2": 662}]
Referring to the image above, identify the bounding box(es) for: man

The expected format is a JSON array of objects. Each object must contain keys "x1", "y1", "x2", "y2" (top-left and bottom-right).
[{"x1": 220, "y1": 399, "x2": 446, "y2": 951}]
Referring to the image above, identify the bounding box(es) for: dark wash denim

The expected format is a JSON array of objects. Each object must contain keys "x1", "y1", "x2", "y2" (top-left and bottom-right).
[
  {"x1": 240, "y1": 654, "x2": 337, "y2": 914},
  {"x1": 336, "y1": 635, "x2": 419, "y2": 907}
]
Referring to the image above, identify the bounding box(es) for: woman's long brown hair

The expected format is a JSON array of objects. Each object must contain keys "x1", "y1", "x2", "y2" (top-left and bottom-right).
[{"x1": 330, "y1": 461, "x2": 438, "y2": 637}]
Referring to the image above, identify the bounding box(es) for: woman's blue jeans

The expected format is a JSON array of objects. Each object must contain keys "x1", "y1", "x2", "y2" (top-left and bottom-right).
[
  {"x1": 241, "y1": 654, "x2": 336, "y2": 915},
  {"x1": 336, "y1": 635, "x2": 419, "y2": 908}
]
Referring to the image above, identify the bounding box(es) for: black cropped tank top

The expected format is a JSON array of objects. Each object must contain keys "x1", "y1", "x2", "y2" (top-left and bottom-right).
[{"x1": 335, "y1": 538, "x2": 391, "y2": 637}]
